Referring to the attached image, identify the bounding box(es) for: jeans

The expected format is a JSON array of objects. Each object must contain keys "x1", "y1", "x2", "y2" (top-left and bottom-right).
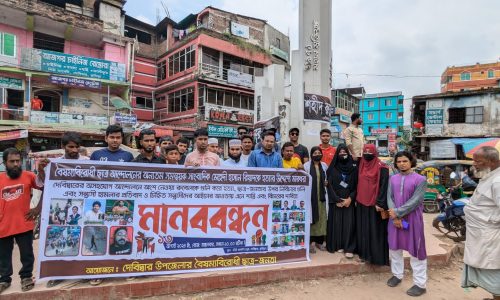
[{"x1": 0, "y1": 230, "x2": 34, "y2": 283}]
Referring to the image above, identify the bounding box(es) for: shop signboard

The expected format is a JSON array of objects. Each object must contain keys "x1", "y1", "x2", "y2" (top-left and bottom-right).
[
  {"x1": 270, "y1": 45, "x2": 289, "y2": 62},
  {"x1": 429, "y1": 139, "x2": 456, "y2": 159},
  {"x1": 59, "y1": 113, "x2": 85, "y2": 125},
  {"x1": 0, "y1": 129, "x2": 28, "y2": 141},
  {"x1": 425, "y1": 109, "x2": 444, "y2": 125},
  {"x1": 49, "y1": 75, "x2": 101, "y2": 89},
  {"x1": 208, "y1": 105, "x2": 254, "y2": 125},
  {"x1": 0, "y1": 76, "x2": 23, "y2": 90},
  {"x1": 114, "y1": 113, "x2": 137, "y2": 125},
  {"x1": 21, "y1": 48, "x2": 126, "y2": 82},
  {"x1": 208, "y1": 124, "x2": 238, "y2": 138},
  {"x1": 227, "y1": 70, "x2": 253, "y2": 88},
  {"x1": 85, "y1": 115, "x2": 109, "y2": 126},
  {"x1": 231, "y1": 22, "x2": 250, "y2": 39},
  {"x1": 339, "y1": 114, "x2": 350, "y2": 123},
  {"x1": 30, "y1": 111, "x2": 59, "y2": 124}
]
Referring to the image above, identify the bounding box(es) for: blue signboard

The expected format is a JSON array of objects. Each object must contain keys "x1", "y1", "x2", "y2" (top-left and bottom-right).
[
  {"x1": 22, "y1": 48, "x2": 126, "y2": 82},
  {"x1": 208, "y1": 125, "x2": 237, "y2": 138}
]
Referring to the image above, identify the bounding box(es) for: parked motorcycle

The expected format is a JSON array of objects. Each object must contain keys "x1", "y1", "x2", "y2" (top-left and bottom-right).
[{"x1": 432, "y1": 192, "x2": 469, "y2": 242}]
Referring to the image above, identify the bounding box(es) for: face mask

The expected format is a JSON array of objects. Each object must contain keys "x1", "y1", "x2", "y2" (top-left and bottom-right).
[
  {"x1": 312, "y1": 155, "x2": 323, "y2": 162},
  {"x1": 363, "y1": 154, "x2": 375, "y2": 161},
  {"x1": 339, "y1": 155, "x2": 348, "y2": 162}
]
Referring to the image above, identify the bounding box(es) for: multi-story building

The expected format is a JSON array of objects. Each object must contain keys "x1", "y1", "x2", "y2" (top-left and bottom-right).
[
  {"x1": 126, "y1": 6, "x2": 290, "y2": 152},
  {"x1": 412, "y1": 88, "x2": 500, "y2": 160},
  {"x1": 360, "y1": 91, "x2": 404, "y2": 153},
  {"x1": 0, "y1": 0, "x2": 134, "y2": 155},
  {"x1": 331, "y1": 87, "x2": 363, "y2": 137},
  {"x1": 441, "y1": 61, "x2": 500, "y2": 93}
]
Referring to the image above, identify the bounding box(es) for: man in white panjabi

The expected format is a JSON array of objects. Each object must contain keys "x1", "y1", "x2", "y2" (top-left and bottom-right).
[{"x1": 462, "y1": 146, "x2": 500, "y2": 300}]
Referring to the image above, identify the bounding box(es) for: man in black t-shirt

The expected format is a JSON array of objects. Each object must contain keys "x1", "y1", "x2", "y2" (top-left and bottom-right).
[{"x1": 289, "y1": 128, "x2": 309, "y2": 163}]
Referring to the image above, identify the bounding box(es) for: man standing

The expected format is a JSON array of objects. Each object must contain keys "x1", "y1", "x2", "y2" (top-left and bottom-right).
[
  {"x1": 248, "y1": 131, "x2": 283, "y2": 168},
  {"x1": 61, "y1": 132, "x2": 89, "y2": 160},
  {"x1": 282, "y1": 142, "x2": 303, "y2": 170},
  {"x1": 289, "y1": 128, "x2": 309, "y2": 163},
  {"x1": 319, "y1": 128, "x2": 336, "y2": 166},
  {"x1": 223, "y1": 139, "x2": 247, "y2": 168},
  {"x1": 344, "y1": 113, "x2": 364, "y2": 161},
  {"x1": 176, "y1": 137, "x2": 190, "y2": 165},
  {"x1": 90, "y1": 125, "x2": 134, "y2": 162},
  {"x1": 387, "y1": 151, "x2": 428, "y2": 297},
  {"x1": 462, "y1": 146, "x2": 500, "y2": 300},
  {"x1": 240, "y1": 135, "x2": 254, "y2": 163},
  {"x1": 184, "y1": 128, "x2": 220, "y2": 167},
  {"x1": 0, "y1": 148, "x2": 43, "y2": 294},
  {"x1": 237, "y1": 126, "x2": 248, "y2": 140},
  {"x1": 133, "y1": 129, "x2": 165, "y2": 164},
  {"x1": 208, "y1": 138, "x2": 219, "y2": 154}
]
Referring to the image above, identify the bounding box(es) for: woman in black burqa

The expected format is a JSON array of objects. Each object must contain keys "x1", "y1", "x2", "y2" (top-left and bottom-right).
[{"x1": 326, "y1": 144, "x2": 358, "y2": 258}]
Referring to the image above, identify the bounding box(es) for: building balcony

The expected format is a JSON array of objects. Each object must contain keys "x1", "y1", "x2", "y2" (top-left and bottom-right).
[
  {"x1": 198, "y1": 63, "x2": 255, "y2": 89},
  {"x1": 29, "y1": 110, "x2": 109, "y2": 128},
  {"x1": 0, "y1": 106, "x2": 24, "y2": 123}
]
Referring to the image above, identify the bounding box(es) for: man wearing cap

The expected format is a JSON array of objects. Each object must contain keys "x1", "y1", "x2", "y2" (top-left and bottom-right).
[
  {"x1": 208, "y1": 138, "x2": 219, "y2": 154},
  {"x1": 185, "y1": 128, "x2": 220, "y2": 167},
  {"x1": 289, "y1": 128, "x2": 309, "y2": 163},
  {"x1": 222, "y1": 139, "x2": 247, "y2": 168}
]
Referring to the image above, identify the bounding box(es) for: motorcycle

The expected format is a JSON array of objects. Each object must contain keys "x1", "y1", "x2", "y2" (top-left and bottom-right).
[{"x1": 432, "y1": 192, "x2": 469, "y2": 242}]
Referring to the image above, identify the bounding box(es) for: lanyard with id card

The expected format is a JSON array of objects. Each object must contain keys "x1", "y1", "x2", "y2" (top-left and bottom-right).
[{"x1": 340, "y1": 173, "x2": 348, "y2": 188}]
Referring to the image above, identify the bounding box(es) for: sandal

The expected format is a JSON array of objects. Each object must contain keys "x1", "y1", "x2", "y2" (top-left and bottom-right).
[
  {"x1": 345, "y1": 253, "x2": 354, "y2": 259},
  {"x1": 89, "y1": 279, "x2": 103, "y2": 286},
  {"x1": 309, "y1": 247, "x2": 316, "y2": 254},
  {"x1": 0, "y1": 282, "x2": 11, "y2": 294},
  {"x1": 21, "y1": 278, "x2": 34, "y2": 292},
  {"x1": 46, "y1": 280, "x2": 63, "y2": 288}
]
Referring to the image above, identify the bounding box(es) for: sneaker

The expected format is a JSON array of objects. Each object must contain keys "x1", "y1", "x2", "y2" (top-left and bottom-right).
[
  {"x1": 46, "y1": 280, "x2": 63, "y2": 288},
  {"x1": 0, "y1": 282, "x2": 11, "y2": 294},
  {"x1": 387, "y1": 276, "x2": 402, "y2": 287},
  {"x1": 337, "y1": 249, "x2": 344, "y2": 253},
  {"x1": 345, "y1": 253, "x2": 354, "y2": 259},
  {"x1": 406, "y1": 285, "x2": 426, "y2": 297},
  {"x1": 89, "y1": 279, "x2": 103, "y2": 286}
]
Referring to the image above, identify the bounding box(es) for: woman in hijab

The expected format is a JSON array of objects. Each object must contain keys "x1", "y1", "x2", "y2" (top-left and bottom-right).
[
  {"x1": 304, "y1": 146, "x2": 329, "y2": 253},
  {"x1": 326, "y1": 144, "x2": 358, "y2": 258},
  {"x1": 355, "y1": 144, "x2": 390, "y2": 266}
]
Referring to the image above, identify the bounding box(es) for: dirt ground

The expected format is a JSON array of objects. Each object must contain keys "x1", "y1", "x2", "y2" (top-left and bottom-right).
[{"x1": 153, "y1": 255, "x2": 490, "y2": 300}]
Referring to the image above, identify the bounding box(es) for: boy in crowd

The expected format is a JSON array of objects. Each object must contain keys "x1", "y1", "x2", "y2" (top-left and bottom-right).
[{"x1": 164, "y1": 145, "x2": 181, "y2": 165}]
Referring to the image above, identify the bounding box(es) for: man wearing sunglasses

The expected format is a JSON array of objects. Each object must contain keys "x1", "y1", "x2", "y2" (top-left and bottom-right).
[{"x1": 289, "y1": 128, "x2": 309, "y2": 163}]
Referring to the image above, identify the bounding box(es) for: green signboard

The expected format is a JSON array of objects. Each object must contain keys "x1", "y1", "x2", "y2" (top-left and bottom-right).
[
  {"x1": 208, "y1": 125, "x2": 237, "y2": 138},
  {"x1": 270, "y1": 45, "x2": 289, "y2": 62},
  {"x1": 21, "y1": 48, "x2": 126, "y2": 82},
  {"x1": 0, "y1": 76, "x2": 23, "y2": 90},
  {"x1": 425, "y1": 109, "x2": 444, "y2": 125}
]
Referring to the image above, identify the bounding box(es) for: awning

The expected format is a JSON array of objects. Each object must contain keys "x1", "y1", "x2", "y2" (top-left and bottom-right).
[
  {"x1": 111, "y1": 97, "x2": 132, "y2": 110},
  {"x1": 451, "y1": 138, "x2": 500, "y2": 158}
]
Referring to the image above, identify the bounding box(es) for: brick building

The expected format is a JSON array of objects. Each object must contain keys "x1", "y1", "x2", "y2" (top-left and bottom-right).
[
  {"x1": 126, "y1": 6, "x2": 290, "y2": 152},
  {"x1": 0, "y1": 0, "x2": 134, "y2": 157},
  {"x1": 441, "y1": 61, "x2": 500, "y2": 93}
]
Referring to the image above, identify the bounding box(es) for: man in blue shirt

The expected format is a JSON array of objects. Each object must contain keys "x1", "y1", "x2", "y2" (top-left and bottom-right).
[
  {"x1": 248, "y1": 131, "x2": 283, "y2": 168},
  {"x1": 90, "y1": 125, "x2": 134, "y2": 162}
]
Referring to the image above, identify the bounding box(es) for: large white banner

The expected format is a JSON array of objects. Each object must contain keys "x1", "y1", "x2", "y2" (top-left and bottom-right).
[{"x1": 37, "y1": 160, "x2": 311, "y2": 280}]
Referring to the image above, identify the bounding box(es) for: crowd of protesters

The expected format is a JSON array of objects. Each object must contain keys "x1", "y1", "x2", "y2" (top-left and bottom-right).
[{"x1": 1, "y1": 112, "x2": 498, "y2": 299}]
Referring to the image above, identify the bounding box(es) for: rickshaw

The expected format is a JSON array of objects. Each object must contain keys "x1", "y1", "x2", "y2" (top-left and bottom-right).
[{"x1": 415, "y1": 160, "x2": 476, "y2": 213}]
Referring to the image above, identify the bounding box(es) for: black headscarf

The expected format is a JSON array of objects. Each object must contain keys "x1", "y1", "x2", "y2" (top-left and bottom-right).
[{"x1": 327, "y1": 143, "x2": 356, "y2": 175}]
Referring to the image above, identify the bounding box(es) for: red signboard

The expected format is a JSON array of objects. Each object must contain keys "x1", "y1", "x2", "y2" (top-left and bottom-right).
[
  {"x1": 209, "y1": 109, "x2": 253, "y2": 125},
  {"x1": 0, "y1": 130, "x2": 28, "y2": 141}
]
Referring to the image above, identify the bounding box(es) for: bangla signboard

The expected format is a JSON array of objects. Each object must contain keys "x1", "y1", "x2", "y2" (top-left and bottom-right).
[
  {"x1": 36, "y1": 161, "x2": 311, "y2": 280},
  {"x1": 49, "y1": 75, "x2": 101, "y2": 89},
  {"x1": 0, "y1": 76, "x2": 23, "y2": 90},
  {"x1": 21, "y1": 48, "x2": 126, "y2": 82},
  {"x1": 371, "y1": 128, "x2": 397, "y2": 135},
  {"x1": 0, "y1": 130, "x2": 28, "y2": 141},
  {"x1": 425, "y1": 109, "x2": 444, "y2": 125},
  {"x1": 208, "y1": 125, "x2": 238, "y2": 138},
  {"x1": 208, "y1": 106, "x2": 254, "y2": 125},
  {"x1": 304, "y1": 93, "x2": 332, "y2": 123}
]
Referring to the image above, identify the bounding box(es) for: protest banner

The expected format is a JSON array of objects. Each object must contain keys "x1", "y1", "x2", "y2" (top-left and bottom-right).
[{"x1": 37, "y1": 160, "x2": 311, "y2": 280}]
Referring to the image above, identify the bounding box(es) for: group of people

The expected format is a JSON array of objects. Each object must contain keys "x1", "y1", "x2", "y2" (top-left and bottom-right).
[{"x1": 0, "y1": 111, "x2": 498, "y2": 299}]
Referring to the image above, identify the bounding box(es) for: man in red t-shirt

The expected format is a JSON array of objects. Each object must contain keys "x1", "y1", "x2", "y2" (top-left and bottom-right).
[
  {"x1": 0, "y1": 148, "x2": 44, "y2": 294},
  {"x1": 319, "y1": 128, "x2": 336, "y2": 166}
]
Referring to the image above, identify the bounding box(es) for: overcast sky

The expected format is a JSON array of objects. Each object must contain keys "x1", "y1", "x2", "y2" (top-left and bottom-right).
[{"x1": 125, "y1": 0, "x2": 500, "y2": 116}]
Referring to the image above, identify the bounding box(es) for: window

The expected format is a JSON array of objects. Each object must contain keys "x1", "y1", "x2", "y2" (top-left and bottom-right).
[
  {"x1": 135, "y1": 97, "x2": 153, "y2": 109},
  {"x1": 168, "y1": 45, "x2": 196, "y2": 76},
  {"x1": 367, "y1": 113, "x2": 374, "y2": 120},
  {"x1": 487, "y1": 70, "x2": 495, "y2": 78},
  {"x1": 124, "y1": 26, "x2": 152, "y2": 45},
  {"x1": 384, "y1": 99, "x2": 392, "y2": 106},
  {"x1": 385, "y1": 112, "x2": 392, "y2": 119},
  {"x1": 367, "y1": 101, "x2": 374, "y2": 108},
  {"x1": 448, "y1": 108, "x2": 465, "y2": 123},
  {"x1": 398, "y1": 99, "x2": 403, "y2": 105},
  {"x1": 0, "y1": 32, "x2": 16, "y2": 57},
  {"x1": 465, "y1": 106, "x2": 483, "y2": 123},
  {"x1": 460, "y1": 72, "x2": 471, "y2": 81},
  {"x1": 398, "y1": 112, "x2": 403, "y2": 118},
  {"x1": 168, "y1": 87, "x2": 195, "y2": 113},
  {"x1": 33, "y1": 32, "x2": 65, "y2": 53},
  {"x1": 275, "y1": 38, "x2": 281, "y2": 48},
  {"x1": 157, "y1": 60, "x2": 166, "y2": 81},
  {"x1": 203, "y1": 87, "x2": 254, "y2": 110}
]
